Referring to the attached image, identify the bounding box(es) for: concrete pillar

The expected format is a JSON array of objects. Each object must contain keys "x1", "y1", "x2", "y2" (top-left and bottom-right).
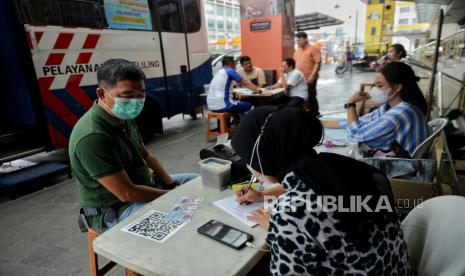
[{"x1": 239, "y1": 0, "x2": 295, "y2": 70}]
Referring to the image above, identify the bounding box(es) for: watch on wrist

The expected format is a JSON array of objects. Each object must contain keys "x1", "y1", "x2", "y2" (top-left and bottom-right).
[{"x1": 344, "y1": 103, "x2": 356, "y2": 109}]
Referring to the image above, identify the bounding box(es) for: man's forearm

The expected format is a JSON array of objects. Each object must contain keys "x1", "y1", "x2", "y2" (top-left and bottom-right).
[
  {"x1": 126, "y1": 185, "x2": 167, "y2": 203},
  {"x1": 321, "y1": 119, "x2": 341, "y2": 128},
  {"x1": 269, "y1": 83, "x2": 283, "y2": 90},
  {"x1": 145, "y1": 154, "x2": 172, "y2": 184},
  {"x1": 347, "y1": 106, "x2": 359, "y2": 124},
  {"x1": 242, "y1": 80, "x2": 259, "y2": 93},
  {"x1": 280, "y1": 78, "x2": 289, "y2": 91}
]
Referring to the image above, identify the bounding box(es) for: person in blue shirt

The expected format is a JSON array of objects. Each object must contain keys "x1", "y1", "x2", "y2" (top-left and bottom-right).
[
  {"x1": 207, "y1": 56, "x2": 260, "y2": 114},
  {"x1": 323, "y1": 62, "x2": 428, "y2": 155}
]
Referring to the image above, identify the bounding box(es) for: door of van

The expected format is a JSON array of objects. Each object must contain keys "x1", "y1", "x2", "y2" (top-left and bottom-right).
[{"x1": 155, "y1": 0, "x2": 192, "y2": 117}]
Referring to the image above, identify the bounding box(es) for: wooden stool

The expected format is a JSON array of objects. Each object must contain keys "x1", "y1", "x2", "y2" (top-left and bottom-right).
[
  {"x1": 87, "y1": 228, "x2": 138, "y2": 276},
  {"x1": 206, "y1": 111, "x2": 236, "y2": 142}
]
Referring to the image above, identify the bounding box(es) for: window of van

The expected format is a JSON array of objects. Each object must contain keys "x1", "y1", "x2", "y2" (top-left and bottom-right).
[
  {"x1": 16, "y1": 0, "x2": 106, "y2": 28},
  {"x1": 16, "y1": 0, "x2": 155, "y2": 31},
  {"x1": 157, "y1": 0, "x2": 201, "y2": 33},
  {"x1": 183, "y1": 0, "x2": 201, "y2": 33}
]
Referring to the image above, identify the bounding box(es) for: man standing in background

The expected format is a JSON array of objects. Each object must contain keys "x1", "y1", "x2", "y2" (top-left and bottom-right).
[{"x1": 293, "y1": 32, "x2": 321, "y2": 116}]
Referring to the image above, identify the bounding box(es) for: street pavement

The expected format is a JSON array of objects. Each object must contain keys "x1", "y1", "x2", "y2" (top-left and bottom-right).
[{"x1": 0, "y1": 64, "x2": 375, "y2": 275}]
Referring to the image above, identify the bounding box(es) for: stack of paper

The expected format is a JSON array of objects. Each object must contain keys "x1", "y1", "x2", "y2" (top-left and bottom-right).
[{"x1": 214, "y1": 196, "x2": 263, "y2": 227}]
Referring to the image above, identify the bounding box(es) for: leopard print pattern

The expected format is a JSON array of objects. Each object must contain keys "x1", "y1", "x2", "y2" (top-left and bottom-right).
[{"x1": 267, "y1": 172, "x2": 410, "y2": 275}]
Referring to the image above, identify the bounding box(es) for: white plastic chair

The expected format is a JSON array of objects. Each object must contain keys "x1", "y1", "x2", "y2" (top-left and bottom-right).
[
  {"x1": 401, "y1": 196, "x2": 465, "y2": 276},
  {"x1": 411, "y1": 118, "x2": 448, "y2": 159}
]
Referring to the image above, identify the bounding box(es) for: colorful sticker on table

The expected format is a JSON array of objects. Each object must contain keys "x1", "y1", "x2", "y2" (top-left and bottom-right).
[
  {"x1": 121, "y1": 210, "x2": 189, "y2": 243},
  {"x1": 165, "y1": 197, "x2": 204, "y2": 222},
  {"x1": 103, "y1": 0, "x2": 153, "y2": 31}
]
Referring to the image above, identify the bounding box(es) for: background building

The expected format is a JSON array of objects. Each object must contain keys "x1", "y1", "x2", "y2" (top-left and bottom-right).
[
  {"x1": 204, "y1": 0, "x2": 241, "y2": 52},
  {"x1": 392, "y1": 1, "x2": 437, "y2": 51},
  {"x1": 364, "y1": 0, "x2": 396, "y2": 58},
  {"x1": 365, "y1": 0, "x2": 396, "y2": 57}
]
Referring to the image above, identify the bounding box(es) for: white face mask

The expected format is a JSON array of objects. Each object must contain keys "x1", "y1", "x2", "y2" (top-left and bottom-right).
[
  {"x1": 247, "y1": 112, "x2": 275, "y2": 190},
  {"x1": 370, "y1": 86, "x2": 394, "y2": 104}
]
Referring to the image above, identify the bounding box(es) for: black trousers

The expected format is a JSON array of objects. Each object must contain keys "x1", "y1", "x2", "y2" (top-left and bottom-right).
[
  {"x1": 286, "y1": 96, "x2": 304, "y2": 108},
  {"x1": 267, "y1": 95, "x2": 304, "y2": 108},
  {"x1": 307, "y1": 81, "x2": 319, "y2": 114}
]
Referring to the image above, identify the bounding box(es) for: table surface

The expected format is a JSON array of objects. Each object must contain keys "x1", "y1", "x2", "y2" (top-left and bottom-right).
[
  {"x1": 233, "y1": 87, "x2": 285, "y2": 97},
  {"x1": 315, "y1": 128, "x2": 350, "y2": 156},
  {"x1": 315, "y1": 144, "x2": 349, "y2": 156},
  {"x1": 93, "y1": 178, "x2": 268, "y2": 276}
]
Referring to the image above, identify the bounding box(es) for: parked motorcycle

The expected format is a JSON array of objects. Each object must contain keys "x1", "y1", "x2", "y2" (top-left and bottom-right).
[{"x1": 335, "y1": 59, "x2": 376, "y2": 77}]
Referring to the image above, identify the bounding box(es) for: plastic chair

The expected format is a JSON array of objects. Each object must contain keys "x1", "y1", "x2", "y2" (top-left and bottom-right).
[
  {"x1": 205, "y1": 111, "x2": 236, "y2": 142},
  {"x1": 263, "y1": 69, "x2": 276, "y2": 86},
  {"x1": 411, "y1": 118, "x2": 448, "y2": 159},
  {"x1": 401, "y1": 196, "x2": 465, "y2": 276}
]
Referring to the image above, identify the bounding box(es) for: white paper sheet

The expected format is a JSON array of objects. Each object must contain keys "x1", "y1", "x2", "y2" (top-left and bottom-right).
[
  {"x1": 233, "y1": 87, "x2": 285, "y2": 96},
  {"x1": 233, "y1": 88, "x2": 253, "y2": 94},
  {"x1": 214, "y1": 196, "x2": 263, "y2": 227},
  {"x1": 0, "y1": 159, "x2": 37, "y2": 174},
  {"x1": 324, "y1": 128, "x2": 349, "y2": 142}
]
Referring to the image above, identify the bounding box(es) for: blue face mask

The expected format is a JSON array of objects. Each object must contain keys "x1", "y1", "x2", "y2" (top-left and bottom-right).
[{"x1": 105, "y1": 90, "x2": 145, "y2": 120}]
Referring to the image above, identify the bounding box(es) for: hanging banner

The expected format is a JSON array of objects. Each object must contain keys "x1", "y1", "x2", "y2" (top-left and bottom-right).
[{"x1": 104, "y1": 0, "x2": 153, "y2": 30}]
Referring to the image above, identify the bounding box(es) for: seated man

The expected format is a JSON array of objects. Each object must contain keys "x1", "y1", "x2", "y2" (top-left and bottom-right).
[
  {"x1": 236, "y1": 56, "x2": 267, "y2": 88},
  {"x1": 267, "y1": 58, "x2": 308, "y2": 108},
  {"x1": 69, "y1": 59, "x2": 198, "y2": 232},
  {"x1": 207, "y1": 56, "x2": 260, "y2": 114}
]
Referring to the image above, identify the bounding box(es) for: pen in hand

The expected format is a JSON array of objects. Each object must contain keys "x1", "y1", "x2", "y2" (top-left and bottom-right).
[{"x1": 237, "y1": 176, "x2": 255, "y2": 205}]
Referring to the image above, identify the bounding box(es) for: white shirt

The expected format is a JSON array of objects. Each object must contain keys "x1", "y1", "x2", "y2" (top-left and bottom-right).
[
  {"x1": 207, "y1": 67, "x2": 243, "y2": 111},
  {"x1": 278, "y1": 69, "x2": 308, "y2": 100}
]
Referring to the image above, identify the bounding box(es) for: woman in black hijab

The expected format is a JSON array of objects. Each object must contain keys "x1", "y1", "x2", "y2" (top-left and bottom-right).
[{"x1": 231, "y1": 106, "x2": 410, "y2": 275}]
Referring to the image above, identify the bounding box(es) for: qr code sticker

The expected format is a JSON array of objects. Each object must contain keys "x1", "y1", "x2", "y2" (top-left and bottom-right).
[{"x1": 121, "y1": 210, "x2": 188, "y2": 243}]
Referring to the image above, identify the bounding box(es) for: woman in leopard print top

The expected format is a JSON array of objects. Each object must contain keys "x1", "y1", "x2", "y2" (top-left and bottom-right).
[{"x1": 231, "y1": 106, "x2": 410, "y2": 275}]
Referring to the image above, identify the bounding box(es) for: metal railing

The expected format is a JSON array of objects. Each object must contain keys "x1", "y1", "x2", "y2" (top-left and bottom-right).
[
  {"x1": 406, "y1": 28, "x2": 465, "y2": 70},
  {"x1": 405, "y1": 28, "x2": 465, "y2": 119}
]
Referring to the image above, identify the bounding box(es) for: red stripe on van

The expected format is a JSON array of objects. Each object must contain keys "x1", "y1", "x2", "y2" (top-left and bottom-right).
[
  {"x1": 45, "y1": 53, "x2": 66, "y2": 66},
  {"x1": 53, "y1": 33, "x2": 74, "y2": 49},
  {"x1": 26, "y1": 32, "x2": 32, "y2": 49},
  {"x1": 47, "y1": 124, "x2": 69, "y2": 148},
  {"x1": 35, "y1": 32, "x2": 44, "y2": 44},
  {"x1": 38, "y1": 76, "x2": 79, "y2": 123},
  {"x1": 47, "y1": 124, "x2": 57, "y2": 147},
  {"x1": 76, "y1": 52, "x2": 92, "y2": 64},
  {"x1": 82, "y1": 34, "x2": 100, "y2": 49},
  {"x1": 65, "y1": 74, "x2": 93, "y2": 109}
]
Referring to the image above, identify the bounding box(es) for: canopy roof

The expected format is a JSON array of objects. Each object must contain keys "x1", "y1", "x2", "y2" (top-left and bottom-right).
[{"x1": 295, "y1": 12, "x2": 344, "y2": 31}]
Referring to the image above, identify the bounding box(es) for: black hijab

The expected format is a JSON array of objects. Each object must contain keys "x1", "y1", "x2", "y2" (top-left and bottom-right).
[{"x1": 232, "y1": 106, "x2": 398, "y2": 250}]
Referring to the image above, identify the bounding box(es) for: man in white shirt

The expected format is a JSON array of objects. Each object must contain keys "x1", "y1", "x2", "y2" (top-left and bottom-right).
[
  {"x1": 267, "y1": 58, "x2": 308, "y2": 107},
  {"x1": 207, "y1": 56, "x2": 260, "y2": 114}
]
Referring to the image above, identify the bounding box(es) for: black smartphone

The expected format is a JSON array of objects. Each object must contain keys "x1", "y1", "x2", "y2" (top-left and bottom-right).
[{"x1": 198, "y1": 220, "x2": 253, "y2": 250}]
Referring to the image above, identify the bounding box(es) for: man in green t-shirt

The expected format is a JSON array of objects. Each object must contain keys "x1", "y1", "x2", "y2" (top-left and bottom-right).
[{"x1": 69, "y1": 59, "x2": 198, "y2": 232}]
